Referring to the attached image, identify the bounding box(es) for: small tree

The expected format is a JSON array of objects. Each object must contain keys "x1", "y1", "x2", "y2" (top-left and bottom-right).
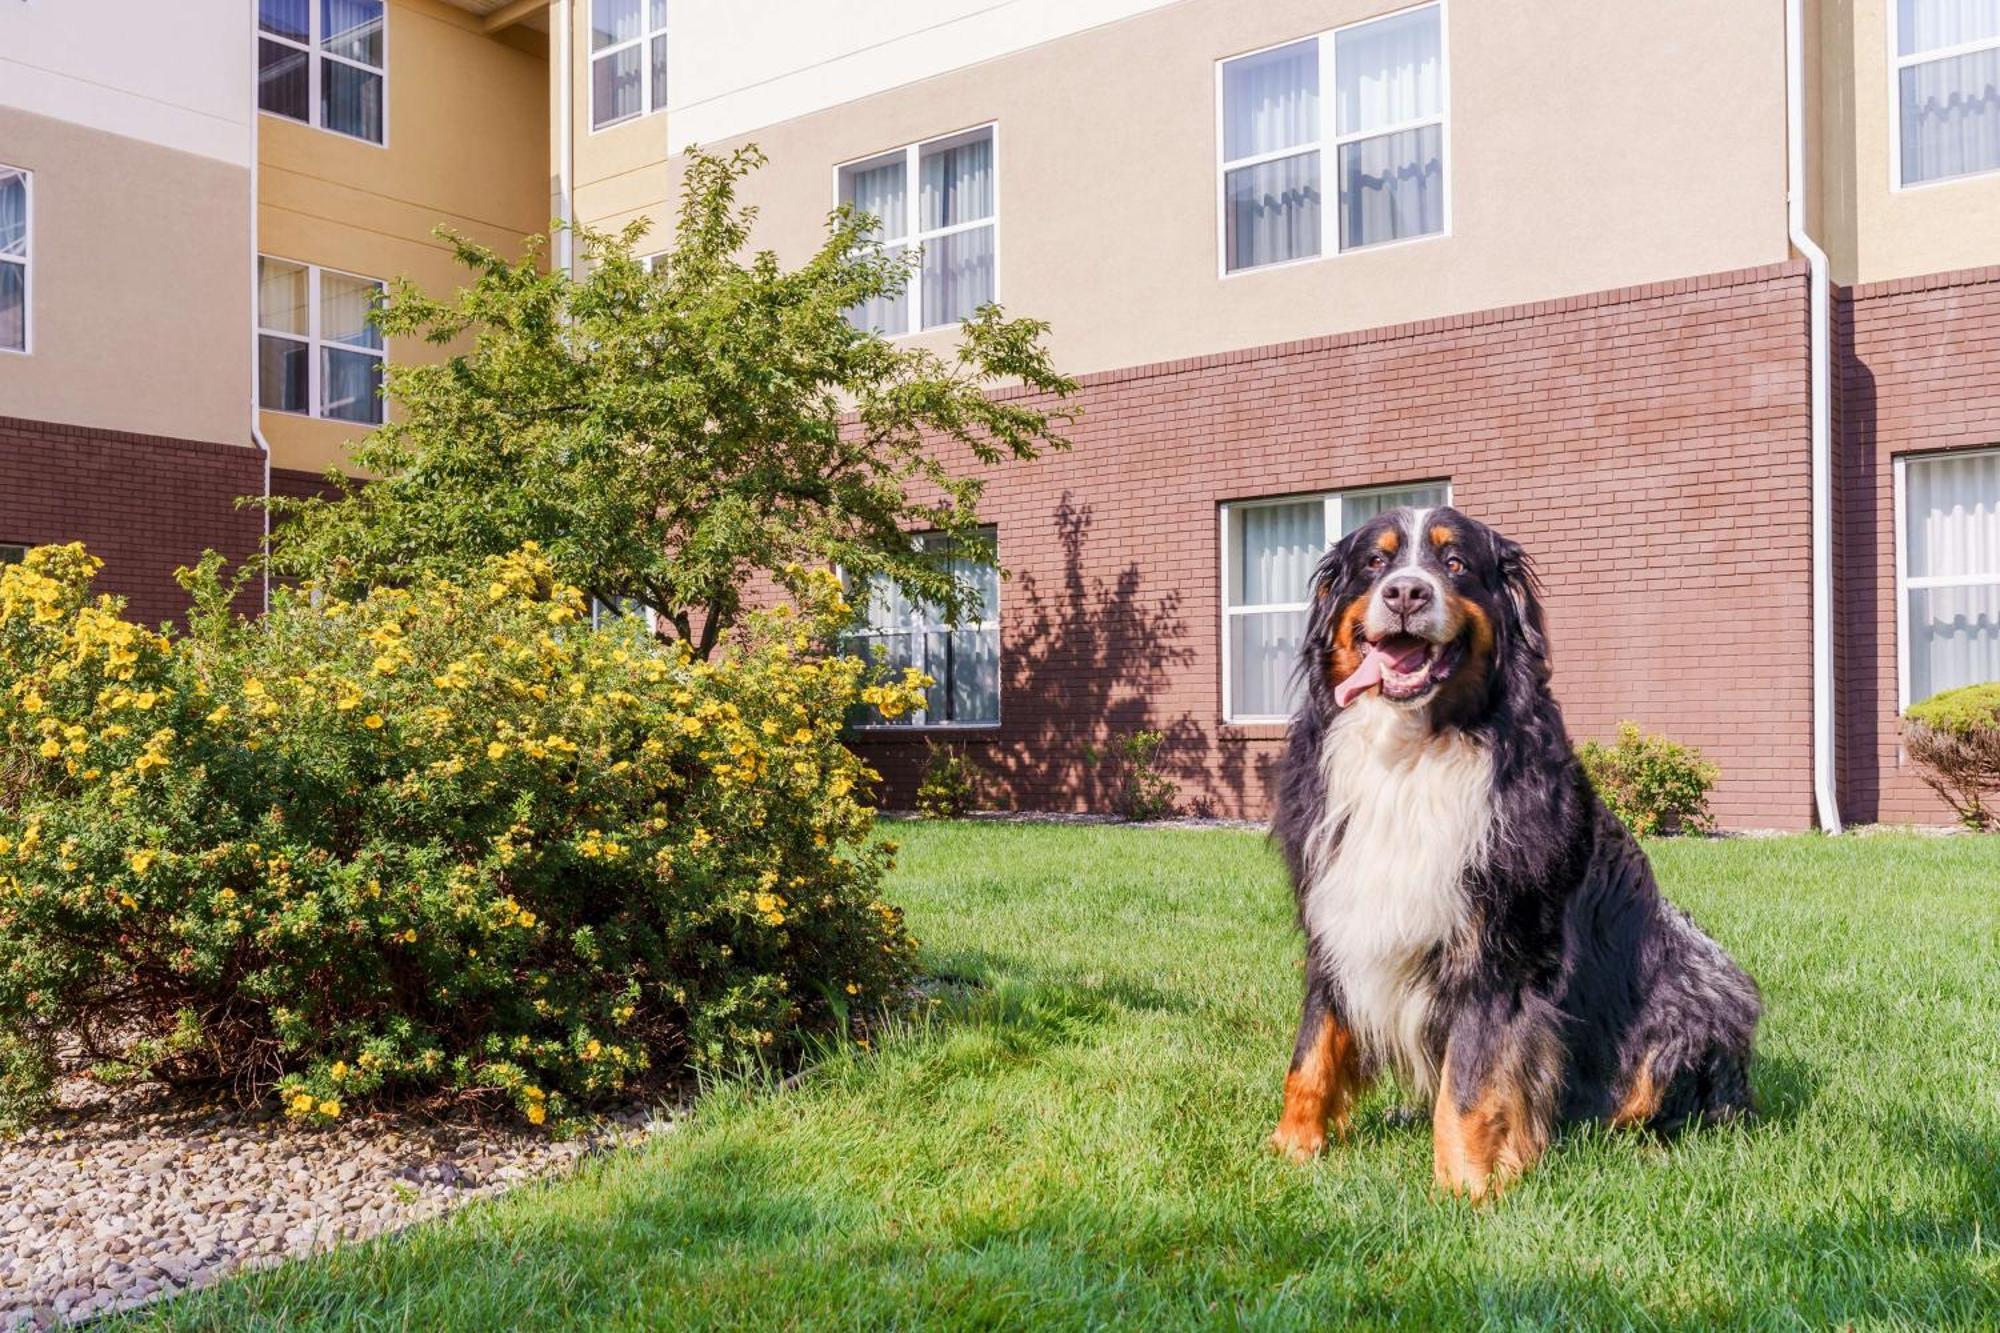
[
  {"x1": 1904, "y1": 683, "x2": 2000, "y2": 830},
  {"x1": 265, "y1": 145, "x2": 1077, "y2": 657}
]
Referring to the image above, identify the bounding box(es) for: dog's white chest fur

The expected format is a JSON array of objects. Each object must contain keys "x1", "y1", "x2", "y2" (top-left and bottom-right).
[{"x1": 1303, "y1": 697, "x2": 1495, "y2": 1095}]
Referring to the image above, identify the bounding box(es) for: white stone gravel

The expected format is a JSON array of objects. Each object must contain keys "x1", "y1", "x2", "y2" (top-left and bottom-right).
[{"x1": 0, "y1": 1083, "x2": 676, "y2": 1330}]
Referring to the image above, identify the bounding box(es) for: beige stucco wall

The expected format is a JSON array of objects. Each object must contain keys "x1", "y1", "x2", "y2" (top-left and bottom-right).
[
  {"x1": 653, "y1": 0, "x2": 1791, "y2": 377},
  {"x1": 260, "y1": 0, "x2": 549, "y2": 474},
  {"x1": 1824, "y1": 0, "x2": 2000, "y2": 286},
  {"x1": 0, "y1": 109, "x2": 251, "y2": 446}
]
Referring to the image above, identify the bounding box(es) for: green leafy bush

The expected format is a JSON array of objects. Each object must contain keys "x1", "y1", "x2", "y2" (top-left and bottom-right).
[
  {"x1": 1904, "y1": 682, "x2": 2000, "y2": 830},
  {"x1": 914, "y1": 742, "x2": 985, "y2": 820},
  {"x1": 1578, "y1": 722, "x2": 1720, "y2": 837},
  {"x1": 1085, "y1": 729, "x2": 1179, "y2": 822},
  {"x1": 0, "y1": 545, "x2": 922, "y2": 1131}
]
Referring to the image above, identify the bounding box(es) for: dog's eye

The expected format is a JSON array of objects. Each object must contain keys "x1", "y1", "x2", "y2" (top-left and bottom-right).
[
  {"x1": 1445, "y1": 555, "x2": 1466, "y2": 575},
  {"x1": 1366, "y1": 553, "x2": 1388, "y2": 573}
]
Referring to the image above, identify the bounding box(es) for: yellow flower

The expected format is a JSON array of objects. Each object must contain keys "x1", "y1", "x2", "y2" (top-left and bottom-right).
[
  {"x1": 401, "y1": 929, "x2": 418, "y2": 943},
  {"x1": 526, "y1": 1103, "x2": 547, "y2": 1125},
  {"x1": 844, "y1": 983, "x2": 860, "y2": 995},
  {"x1": 516, "y1": 910, "x2": 537, "y2": 929},
  {"x1": 363, "y1": 714, "x2": 385, "y2": 730},
  {"x1": 371, "y1": 655, "x2": 399, "y2": 676},
  {"x1": 487, "y1": 741, "x2": 509, "y2": 761},
  {"x1": 289, "y1": 1092, "x2": 316, "y2": 1115},
  {"x1": 37, "y1": 738, "x2": 61, "y2": 759},
  {"x1": 583, "y1": 1039, "x2": 602, "y2": 1061},
  {"x1": 20, "y1": 690, "x2": 44, "y2": 713},
  {"x1": 330, "y1": 1061, "x2": 349, "y2": 1081},
  {"x1": 206, "y1": 703, "x2": 232, "y2": 724},
  {"x1": 218, "y1": 887, "x2": 236, "y2": 902},
  {"x1": 318, "y1": 1099, "x2": 341, "y2": 1119},
  {"x1": 128, "y1": 849, "x2": 158, "y2": 875},
  {"x1": 135, "y1": 691, "x2": 157, "y2": 711}
]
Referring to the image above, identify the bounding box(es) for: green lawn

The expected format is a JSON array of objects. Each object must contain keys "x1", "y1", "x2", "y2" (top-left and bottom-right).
[{"x1": 140, "y1": 824, "x2": 2000, "y2": 1331}]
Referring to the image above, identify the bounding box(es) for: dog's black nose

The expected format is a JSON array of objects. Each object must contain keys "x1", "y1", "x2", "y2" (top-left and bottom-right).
[{"x1": 1380, "y1": 575, "x2": 1433, "y2": 618}]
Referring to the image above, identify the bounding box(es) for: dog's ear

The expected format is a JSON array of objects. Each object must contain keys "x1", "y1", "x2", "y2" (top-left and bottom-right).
[{"x1": 1494, "y1": 533, "x2": 1552, "y2": 681}]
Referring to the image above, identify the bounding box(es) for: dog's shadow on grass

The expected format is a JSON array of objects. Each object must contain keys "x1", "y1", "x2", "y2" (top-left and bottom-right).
[{"x1": 1747, "y1": 1051, "x2": 1821, "y2": 1128}]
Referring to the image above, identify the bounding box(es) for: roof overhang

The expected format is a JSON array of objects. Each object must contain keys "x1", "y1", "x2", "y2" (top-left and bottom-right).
[{"x1": 437, "y1": 0, "x2": 550, "y2": 34}]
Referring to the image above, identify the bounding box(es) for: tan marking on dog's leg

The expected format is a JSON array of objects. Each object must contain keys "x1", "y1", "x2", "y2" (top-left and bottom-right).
[
  {"x1": 1610, "y1": 1051, "x2": 1663, "y2": 1129},
  {"x1": 1268, "y1": 1013, "x2": 1359, "y2": 1163},
  {"x1": 1433, "y1": 1053, "x2": 1549, "y2": 1202}
]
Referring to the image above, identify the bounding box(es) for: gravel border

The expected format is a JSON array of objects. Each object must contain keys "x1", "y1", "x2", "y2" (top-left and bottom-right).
[{"x1": 0, "y1": 1085, "x2": 675, "y2": 1330}]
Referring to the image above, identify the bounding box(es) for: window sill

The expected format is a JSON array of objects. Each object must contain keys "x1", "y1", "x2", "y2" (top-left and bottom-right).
[
  {"x1": 1218, "y1": 719, "x2": 1289, "y2": 742},
  {"x1": 848, "y1": 723, "x2": 1002, "y2": 738}
]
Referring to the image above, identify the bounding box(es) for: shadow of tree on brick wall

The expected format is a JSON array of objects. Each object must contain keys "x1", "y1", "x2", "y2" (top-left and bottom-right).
[
  {"x1": 979, "y1": 492, "x2": 1272, "y2": 816},
  {"x1": 1835, "y1": 297, "x2": 1883, "y2": 822}
]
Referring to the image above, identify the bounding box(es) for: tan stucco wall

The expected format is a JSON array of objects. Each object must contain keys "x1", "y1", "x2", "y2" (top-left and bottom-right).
[
  {"x1": 653, "y1": 0, "x2": 1791, "y2": 377},
  {"x1": 1829, "y1": 0, "x2": 2000, "y2": 285},
  {"x1": 0, "y1": 109, "x2": 251, "y2": 447},
  {"x1": 564, "y1": 0, "x2": 672, "y2": 248},
  {"x1": 260, "y1": 0, "x2": 549, "y2": 474}
]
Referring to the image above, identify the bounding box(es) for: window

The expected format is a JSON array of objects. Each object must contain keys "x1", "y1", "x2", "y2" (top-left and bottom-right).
[
  {"x1": 0, "y1": 165, "x2": 25, "y2": 354},
  {"x1": 1218, "y1": 3, "x2": 1446, "y2": 273},
  {"x1": 1899, "y1": 448, "x2": 2000, "y2": 707},
  {"x1": 259, "y1": 0, "x2": 386, "y2": 144},
  {"x1": 592, "y1": 0, "x2": 668, "y2": 131},
  {"x1": 0, "y1": 544, "x2": 23, "y2": 565},
  {"x1": 1221, "y1": 481, "x2": 1448, "y2": 721},
  {"x1": 258, "y1": 257, "x2": 386, "y2": 424},
  {"x1": 843, "y1": 529, "x2": 1001, "y2": 727},
  {"x1": 838, "y1": 125, "x2": 997, "y2": 335},
  {"x1": 1895, "y1": 0, "x2": 2000, "y2": 185}
]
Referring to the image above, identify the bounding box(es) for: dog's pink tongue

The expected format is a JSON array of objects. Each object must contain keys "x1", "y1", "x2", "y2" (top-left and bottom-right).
[{"x1": 1334, "y1": 646, "x2": 1389, "y2": 708}]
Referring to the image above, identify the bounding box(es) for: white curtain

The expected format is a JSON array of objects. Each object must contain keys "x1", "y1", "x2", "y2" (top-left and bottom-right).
[
  {"x1": 845, "y1": 531, "x2": 999, "y2": 724},
  {"x1": 1900, "y1": 47, "x2": 2000, "y2": 184},
  {"x1": 591, "y1": 0, "x2": 641, "y2": 49},
  {"x1": 919, "y1": 134, "x2": 993, "y2": 230},
  {"x1": 1340, "y1": 482, "x2": 1448, "y2": 535},
  {"x1": 1339, "y1": 125, "x2": 1443, "y2": 249},
  {"x1": 0, "y1": 170, "x2": 26, "y2": 259},
  {"x1": 1222, "y1": 40, "x2": 1318, "y2": 161},
  {"x1": 1231, "y1": 611, "x2": 1305, "y2": 718},
  {"x1": 1906, "y1": 451, "x2": 2000, "y2": 701},
  {"x1": 1335, "y1": 6, "x2": 1442, "y2": 135},
  {"x1": 1899, "y1": 0, "x2": 2000, "y2": 54},
  {"x1": 322, "y1": 0, "x2": 383, "y2": 64},
  {"x1": 319, "y1": 270, "x2": 382, "y2": 348},
  {"x1": 258, "y1": 258, "x2": 308, "y2": 333},
  {"x1": 841, "y1": 156, "x2": 909, "y2": 334},
  {"x1": 1222, "y1": 40, "x2": 1320, "y2": 271},
  {"x1": 918, "y1": 134, "x2": 995, "y2": 327},
  {"x1": 1225, "y1": 155, "x2": 1322, "y2": 272},
  {"x1": 1233, "y1": 501, "x2": 1324, "y2": 606}
]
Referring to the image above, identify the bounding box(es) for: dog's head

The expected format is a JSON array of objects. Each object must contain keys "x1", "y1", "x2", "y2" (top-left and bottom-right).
[{"x1": 1304, "y1": 505, "x2": 1548, "y2": 721}]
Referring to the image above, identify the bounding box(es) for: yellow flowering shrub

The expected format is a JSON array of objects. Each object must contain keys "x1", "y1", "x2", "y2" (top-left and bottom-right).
[{"x1": 0, "y1": 544, "x2": 923, "y2": 1129}]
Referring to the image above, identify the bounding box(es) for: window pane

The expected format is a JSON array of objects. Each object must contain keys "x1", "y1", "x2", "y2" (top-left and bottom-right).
[
  {"x1": 258, "y1": 258, "x2": 309, "y2": 334},
  {"x1": 921, "y1": 225, "x2": 994, "y2": 328},
  {"x1": 1222, "y1": 40, "x2": 1318, "y2": 161},
  {"x1": 319, "y1": 270, "x2": 383, "y2": 349},
  {"x1": 322, "y1": 347, "x2": 383, "y2": 423},
  {"x1": 0, "y1": 170, "x2": 24, "y2": 258},
  {"x1": 845, "y1": 243, "x2": 910, "y2": 335},
  {"x1": 650, "y1": 0, "x2": 667, "y2": 29},
  {"x1": 953, "y1": 540, "x2": 1000, "y2": 621},
  {"x1": 0, "y1": 545, "x2": 23, "y2": 565},
  {"x1": 322, "y1": 0, "x2": 384, "y2": 66},
  {"x1": 1224, "y1": 151, "x2": 1321, "y2": 272},
  {"x1": 258, "y1": 38, "x2": 310, "y2": 121},
  {"x1": 592, "y1": 46, "x2": 643, "y2": 127},
  {"x1": 259, "y1": 334, "x2": 310, "y2": 412},
  {"x1": 949, "y1": 627, "x2": 1000, "y2": 723},
  {"x1": 1908, "y1": 584, "x2": 2000, "y2": 702},
  {"x1": 1899, "y1": 47, "x2": 2000, "y2": 185},
  {"x1": 1899, "y1": 0, "x2": 2000, "y2": 55},
  {"x1": 1230, "y1": 609, "x2": 1306, "y2": 718},
  {"x1": 1339, "y1": 483, "x2": 1448, "y2": 536},
  {"x1": 1339, "y1": 123, "x2": 1443, "y2": 249},
  {"x1": 1906, "y1": 452, "x2": 2000, "y2": 579},
  {"x1": 841, "y1": 155, "x2": 908, "y2": 241},
  {"x1": 1232, "y1": 502, "x2": 1324, "y2": 607},
  {"x1": 322, "y1": 61, "x2": 384, "y2": 142},
  {"x1": 651, "y1": 34, "x2": 668, "y2": 111},
  {"x1": 0, "y1": 261, "x2": 22, "y2": 353},
  {"x1": 1335, "y1": 5, "x2": 1443, "y2": 136},
  {"x1": 592, "y1": 0, "x2": 642, "y2": 50},
  {"x1": 260, "y1": 0, "x2": 308, "y2": 41},
  {"x1": 918, "y1": 132, "x2": 994, "y2": 231}
]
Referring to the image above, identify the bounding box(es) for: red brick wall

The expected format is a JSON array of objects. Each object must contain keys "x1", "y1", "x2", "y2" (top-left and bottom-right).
[
  {"x1": 0, "y1": 416, "x2": 264, "y2": 626},
  {"x1": 852, "y1": 263, "x2": 1818, "y2": 829},
  {"x1": 1835, "y1": 266, "x2": 2000, "y2": 825}
]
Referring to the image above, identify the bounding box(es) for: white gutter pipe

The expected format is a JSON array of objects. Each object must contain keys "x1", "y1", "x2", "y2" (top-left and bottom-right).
[
  {"x1": 248, "y1": 0, "x2": 272, "y2": 615},
  {"x1": 557, "y1": 0, "x2": 575, "y2": 279},
  {"x1": 1786, "y1": 0, "x2": 1842, "y2": 834}
]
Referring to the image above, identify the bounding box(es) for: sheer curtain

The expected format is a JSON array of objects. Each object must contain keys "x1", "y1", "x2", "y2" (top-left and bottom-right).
[
  {"x1": 841, "y1": 156, "x2": 909, "y2": 334},
  {"x1": 321, "y1": 0, "x2": 384, "y2": 142},
  {"x1": 918, "y1": 133, "x2": 995, "y2": 328},
  {"x1": 844, "y1": 531, "x2": 999, "y2": 725},
  {"x1": 1228, "y1": 500, "x2": 1324, "y2": 718},
  {"x1": 0, "y1": 169, "x2": 24, "y2": 353},
  {"x1": 1340, "y1": 482, "x2": 1447, "y2": 535},
  {"x1": 1905, "y1": 451, "x2": 2000, "y2": 702},
  {"x1": 1899, "y1": 0, "x2": 2000, "y2": 52},
  {"x1": 319, "y1": 271, "x2": 384, "y2": 425},
  {"x1": 1335, "y1": 6, "x2": 1443, "y2": 247},
  {"x1": 1900, "y1": 48, "x2": 2000, "y2": 184},
  {"x1": 1222, "y1": 40, "x2": 1321, "y2": 271}
]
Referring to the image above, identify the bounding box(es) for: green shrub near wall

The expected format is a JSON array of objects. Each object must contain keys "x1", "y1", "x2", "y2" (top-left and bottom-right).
[
  {"x1": 1904, "y1": 682, "x2": 2000, "y2": 830},
  {"x1": 0, "y1": 545, "x2": 922, "y2": 1130},
  {"x1": 1578, "y1": 721, "x2": 1720, "y2": 836}
]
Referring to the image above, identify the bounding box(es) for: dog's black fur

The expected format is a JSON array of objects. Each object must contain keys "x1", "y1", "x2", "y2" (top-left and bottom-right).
[{"x1": 1267, "y1": 505, "x2": 1759, "y2": 1195}]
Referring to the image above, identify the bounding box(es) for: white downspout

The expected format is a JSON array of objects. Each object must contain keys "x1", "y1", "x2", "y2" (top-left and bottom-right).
[
  {"x1": 248, "y1": 0, "x2": 272, "y2": 614},
  {"x1": 1786, "y1": 0, "x2": 1842, "y2": 834},
  {"x1": 557, "y1": 0, "x2": 575, "y2": 279}
]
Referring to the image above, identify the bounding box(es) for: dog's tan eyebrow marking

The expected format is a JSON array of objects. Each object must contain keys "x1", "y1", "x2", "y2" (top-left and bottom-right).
[
  {"x1": 1429, "y1": 525, "x2": 1454, "y2": 549},
  {"x1": 1374, "y1": 529, "x2": 1400, "y2": 554}
]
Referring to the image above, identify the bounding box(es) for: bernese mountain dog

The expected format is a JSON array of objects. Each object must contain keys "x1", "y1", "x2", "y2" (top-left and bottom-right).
[{"x1": 1267, "y1": 504, "x2": 1760, "y2": 1199}]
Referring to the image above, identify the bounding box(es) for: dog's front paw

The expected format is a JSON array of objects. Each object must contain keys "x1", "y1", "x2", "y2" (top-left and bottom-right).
[{"x1": 1267, "y1": 1121, "x2": 1327, "y2": 1163}]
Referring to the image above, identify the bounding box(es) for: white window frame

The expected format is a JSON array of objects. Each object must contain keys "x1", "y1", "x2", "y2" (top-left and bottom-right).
[
  {"x1": 1214, "y1": 1, "x2": 1451, "y2": 279},
  {"x1": 1219, "y1": 480, "x2": 1451, "y2": 724},
  {"x1": 589, "y1": 0, "x2": 668, "y2": 133},
  {"x1": 1889, "y1": 0, "x2": 2000, "y2": 191},
  {"x1": 256, "y1": 257, "x2": 388, "y2": 425},
  {"x1": 832, "y1": 122, "x2": 1002, "y2": 339},
  {"x1": 1894, "y1": 446, "x2": 2000, "y2": 710},
  {"x1": 257, "y1": 0, "x2": 390, "y2": 147},
  {"x1": 844, "y1": 527, "x2": 1002, "y2": 731},
  {"x1": 0, "y1": 163, "x2": 27, "y2": 356}
]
